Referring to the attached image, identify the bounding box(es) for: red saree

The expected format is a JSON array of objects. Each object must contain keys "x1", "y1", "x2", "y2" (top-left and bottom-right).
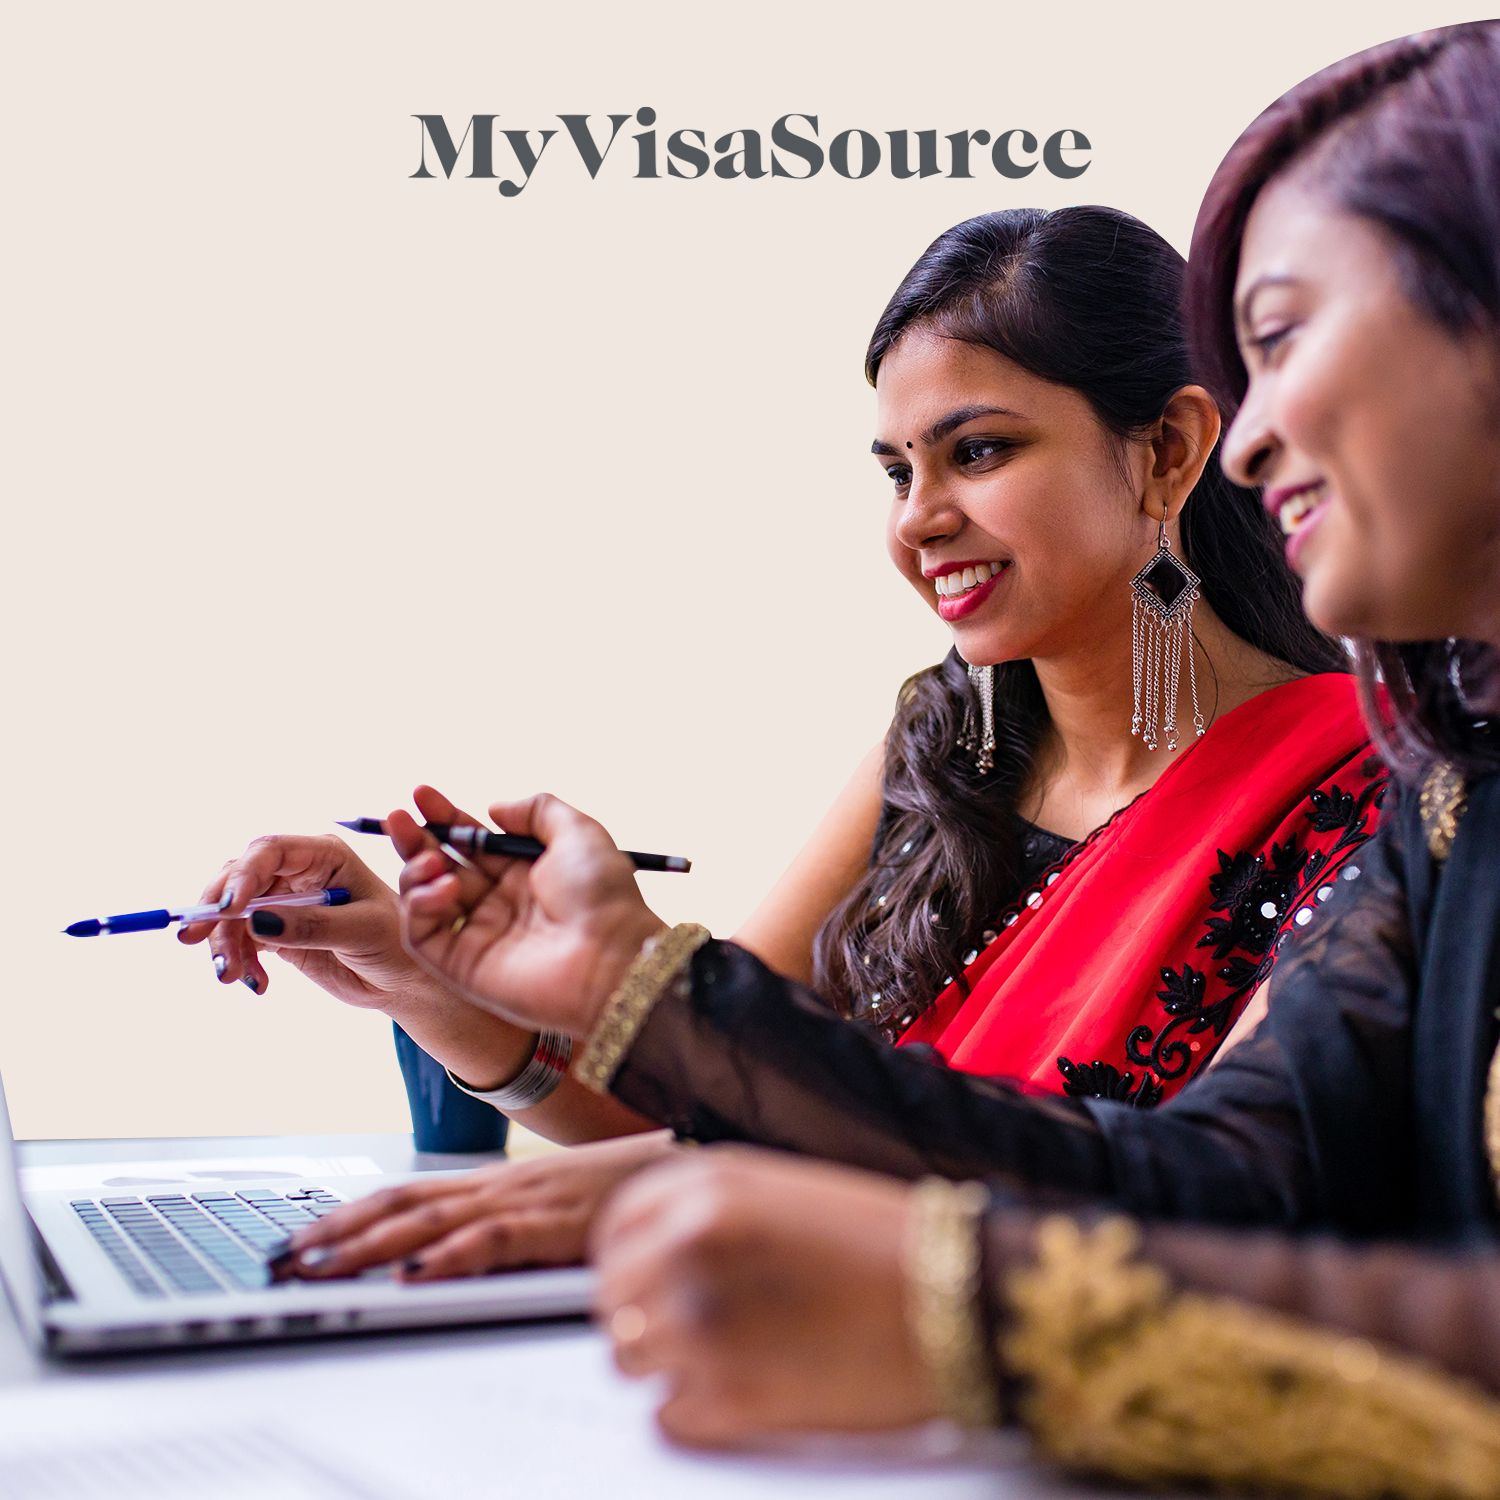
[{"x1": 897, "y1": 674, "x2": 1388, "y2": 1106}]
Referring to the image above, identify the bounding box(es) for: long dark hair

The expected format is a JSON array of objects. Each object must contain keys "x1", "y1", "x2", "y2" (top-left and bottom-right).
[
  {"x1": 813, "y1": 206, "x2": 1346, "y2": 1032},
  {"x1": 1184, "y1": 21, "x2": 1500, "y2": 781}
]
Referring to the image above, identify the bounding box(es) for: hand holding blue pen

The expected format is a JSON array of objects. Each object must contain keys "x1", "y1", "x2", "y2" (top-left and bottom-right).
[
  {"x1": 64, "y1": 888, "x2": 351, "y2": 938},
  {"x1": 172, "y1": 791, "x2": 541, "y2": 1005}
]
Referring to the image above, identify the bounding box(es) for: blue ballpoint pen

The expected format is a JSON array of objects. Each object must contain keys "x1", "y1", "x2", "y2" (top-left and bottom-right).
[{"x1": 63, "y1": 888, "x2": 352, "y2": 938}]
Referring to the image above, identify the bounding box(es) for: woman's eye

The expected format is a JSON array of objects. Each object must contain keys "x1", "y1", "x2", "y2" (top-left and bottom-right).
[
  {"x1": 955, "y1": 437, "x2": 1011, "y2": 465},
  {"x1": 1248, "y1": 324, "x2": 1295, "y2": 362},
  {"x1": 885, "y1": 464, "x2": 912, "y2": 490}
]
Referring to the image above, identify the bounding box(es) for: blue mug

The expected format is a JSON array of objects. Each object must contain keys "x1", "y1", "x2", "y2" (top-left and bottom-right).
[{"x1": 394, "y1": 1024, "x2": 509, "y2": 1154}]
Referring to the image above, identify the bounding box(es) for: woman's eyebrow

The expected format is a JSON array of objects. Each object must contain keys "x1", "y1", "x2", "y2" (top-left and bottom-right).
[
  {"x1": 871, "y1": 405, "x2": 1028, "y2": 456},
  {"x1": 1236, "y1": 273, "x2": 1299, "y2": 332}
]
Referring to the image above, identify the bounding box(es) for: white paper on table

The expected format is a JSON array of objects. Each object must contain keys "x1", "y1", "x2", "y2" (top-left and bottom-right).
[
  {"x1": 19, "y1": 1155, "x2": 384, "y2": 1192},
  {"x1": 0, "y1": 1331, "x2": 1109, "y2": 1500},
  {"x1": 0, "y1": 1422, "x2": 400, "y2": 1500}
]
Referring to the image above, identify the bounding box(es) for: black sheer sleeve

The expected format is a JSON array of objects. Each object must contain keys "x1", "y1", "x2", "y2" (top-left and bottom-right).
[
  {"x1": 976, "y1": 1209, "x2": 1500, "y2": 1494},
  {"x1": 609, "y1": 803, "x2": 1417, "y2": 1228},
  {"x1": 1103, "y1": 789, "x2": 1420, "y2": 1231},
  {"x1": 982, "y1": 1209, "x2": 1500, "y2": 1396}
]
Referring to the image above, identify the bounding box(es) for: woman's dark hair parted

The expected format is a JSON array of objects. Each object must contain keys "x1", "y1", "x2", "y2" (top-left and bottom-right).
[
  {"x1": 1185, "y1": 21, "x2": 1500, "y2": 780},
  {"x1": 813, "y1": 206, "x2": 1346, "y2": 1031}
]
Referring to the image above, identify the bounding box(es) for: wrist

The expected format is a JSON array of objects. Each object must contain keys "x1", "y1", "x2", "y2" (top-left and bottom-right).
[
  {"x1": 447, "y1": 1030, "x2": 572, "y2": 1111},
  {"x1": 577, "y1": 911, "x2": 670, "y2": 1035},
  {"x1": 380, "y1": 979, "x2": 459, "y2": 1033},
  {"x1": 902, "y1": 1178, "x2": 1003, "y2": 1430},
  {"x1": 574, "y1": 922, "x2": 711, "y2": 1095},
  {"x1": 445, "y1": 1030, "x2": 544, "y2": 1094},
  {"x1": 384, "y1": 984, "x2": 541, "y2": 1092}
]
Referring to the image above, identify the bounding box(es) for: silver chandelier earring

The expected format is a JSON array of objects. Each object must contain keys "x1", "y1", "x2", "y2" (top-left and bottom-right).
[
  {"x1": 958, "y1": 662, "x2": 996, "y2": 774},
  {"x1": 1130, "y1": 516, "x2": 1205, "y2": 753}
]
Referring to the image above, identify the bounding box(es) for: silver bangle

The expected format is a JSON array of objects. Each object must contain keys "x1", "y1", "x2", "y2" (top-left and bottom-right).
[{"x1": 445, "y1": 1030, "x2": 573, "y2": 1113}]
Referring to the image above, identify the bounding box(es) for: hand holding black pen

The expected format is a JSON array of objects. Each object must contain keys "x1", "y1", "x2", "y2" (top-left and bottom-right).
[
  {"x1": 387, "y1": 792, "x2": 672, "y2": 1040},
  {"x1": 339, "y1": 819, "x2": 691, "y2": 874}
]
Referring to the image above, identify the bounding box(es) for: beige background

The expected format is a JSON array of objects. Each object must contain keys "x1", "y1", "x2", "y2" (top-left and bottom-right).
[{"x1": 3, "y1": 0, "x2": 1481, "y2": 1139}]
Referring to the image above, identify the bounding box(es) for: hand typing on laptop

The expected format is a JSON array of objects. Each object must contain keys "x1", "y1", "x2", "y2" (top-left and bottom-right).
[{"x1": 271, "y1": 1130, "x2": 674, "y2": 1282}]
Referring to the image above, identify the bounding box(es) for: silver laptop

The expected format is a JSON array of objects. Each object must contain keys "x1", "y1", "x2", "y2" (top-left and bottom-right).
[{"x1": 0, "y1": 1075, "x2": 594, "y2": 1355}]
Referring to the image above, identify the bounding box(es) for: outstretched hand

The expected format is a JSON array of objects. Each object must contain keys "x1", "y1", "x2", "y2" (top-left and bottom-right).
[{"x1": 392, "y1": 790, "x2": 668, "y2": 1039}]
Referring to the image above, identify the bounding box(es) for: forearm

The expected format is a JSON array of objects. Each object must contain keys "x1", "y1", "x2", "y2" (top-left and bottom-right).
[
  {"x1": 1128, "y1": 1220, "x2": 1500, "y2": 1391},
  {"x1": 597, "y1": 937, "x2": 1307, "y2": 1220},
  {"x1": 969, "y1": 1207, "x2": 1500, "y2": 1496},
  {"x1": 595, "y1": 938, "x2": 1114, "y2": 1183},
  {"x1": 985, "y1": 1211, "x2": 1500, "y2": 1395},
  {"x1": 386, "y1": 989, "x2": 537, "y2": 1091},
  {"x1": 503, "y1": 1076, "x2": 662, "y2": 1145}
]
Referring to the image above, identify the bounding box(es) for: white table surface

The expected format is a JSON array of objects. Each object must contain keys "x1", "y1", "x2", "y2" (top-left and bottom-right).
[{"x1": 0, "y1": 1133, "x2": 1166, "y2": 1498}]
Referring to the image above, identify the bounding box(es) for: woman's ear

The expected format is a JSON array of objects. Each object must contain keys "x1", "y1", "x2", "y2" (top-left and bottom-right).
[{"x1": 1143, "y1": 384, "x2": 1222, "y2": 524}]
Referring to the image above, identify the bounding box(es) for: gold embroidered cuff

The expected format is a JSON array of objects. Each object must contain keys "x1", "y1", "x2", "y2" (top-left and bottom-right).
[
  {"x1": 1003, "y1": 1215, "x2": 1500, "y2": 1499},
  {"x1": 902, "y1": 1178, "x2": 1002, "y2": 1430},
  {"x1": 1485, "y1": 1029, "x2": 1500, "y2": 1210},
  {"x1": 1419, "y1": 760, "x2": 1467, "y2": 861},
  {"x1": 573, "y1": 922, "x2": 711, "y2": 1095}
]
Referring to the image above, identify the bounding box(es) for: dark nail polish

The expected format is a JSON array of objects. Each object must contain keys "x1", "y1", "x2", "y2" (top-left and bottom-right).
[
  {"x1": 402, "y1": 1258, "x2": 425, "y2": 1275},
  {"x1": 251, "y1": 911, "x2": 284, "y2": 937},
  {"x1": 214, "y1": 955, "x2": 228, "y2": 979},
  {"x1": 242, "y1": 975, "x2": 260, "y2": 993}
]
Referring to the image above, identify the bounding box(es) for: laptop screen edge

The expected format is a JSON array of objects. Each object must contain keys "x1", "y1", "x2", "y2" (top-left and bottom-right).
[{"x1": 0, "y1": 1074, "x2": 51, "y2": 1350}]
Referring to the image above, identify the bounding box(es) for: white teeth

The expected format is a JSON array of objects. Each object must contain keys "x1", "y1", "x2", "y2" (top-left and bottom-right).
[
  {"x1": 934, "y1": 562, "x2": 1003, "y2": 598},
  {"x1": 1279, "y1": 487, "x2": 1326, "y2": 536}
]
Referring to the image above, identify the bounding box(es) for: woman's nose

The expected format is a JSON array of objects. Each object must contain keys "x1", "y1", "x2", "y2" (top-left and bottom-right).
[
  {"x1": 893, "y1": 477, "x2": 963, "y2": 551},
  {"x1": 1222, "y1": 388, "x2": 1279, "y2": 489}
]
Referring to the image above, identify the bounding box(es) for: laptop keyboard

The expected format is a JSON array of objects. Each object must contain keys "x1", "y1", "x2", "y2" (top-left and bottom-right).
[{"x1": 70, "y1": 1189, "x2": 344, "y2": 1297}]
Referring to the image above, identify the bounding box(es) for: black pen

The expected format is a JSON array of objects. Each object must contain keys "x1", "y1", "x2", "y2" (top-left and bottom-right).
[{"x1": 336, "y1": 818, "x2": 691, "y2": 874}]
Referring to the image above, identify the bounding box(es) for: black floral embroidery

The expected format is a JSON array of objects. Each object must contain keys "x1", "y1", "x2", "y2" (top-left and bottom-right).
[
  {"x1": 1201, "y1": 840, "x2": 1311, "y2": 958},
  {"x1": 1058, "y1": 765, "x2": 1389, "y2": 1102},
  {"x1": 1057, "y1": 1057, "x2": 1164, "y2": 1108}
]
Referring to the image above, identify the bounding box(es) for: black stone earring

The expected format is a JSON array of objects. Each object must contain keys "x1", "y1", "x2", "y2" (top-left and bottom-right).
[{"x1": 1130, "y1": 515, "x2": 1204, "y2": 752}]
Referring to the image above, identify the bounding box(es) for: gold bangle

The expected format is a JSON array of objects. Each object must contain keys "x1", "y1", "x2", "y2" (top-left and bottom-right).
[
  {"x1": 902, "y1": 1178, "x2": 1001, "y2": 1430},
  {"x1": 573, "y1": 922, "x2": 711, "y2": 1095},
  {"x1": 1004, "y1": 1215, "x2": 1500, "y2": 1499}
]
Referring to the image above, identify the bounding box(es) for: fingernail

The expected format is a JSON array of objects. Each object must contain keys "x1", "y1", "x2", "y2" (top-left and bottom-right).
[
  {"x1": 219, "y1": 889, "x2": 235, "y2": 911},
  {"x1": 213, "y1": 955, "x2": 228, "y2": 980},
  {"x1": 299, "y1": 1246, "x2": 335, "y2": 1270},
  {"x1": 242, "y1": 975, "x2": 260, "y2": 994},
  {"x1": 251, "y1": 911, "x2": 284, "y2": 938}
]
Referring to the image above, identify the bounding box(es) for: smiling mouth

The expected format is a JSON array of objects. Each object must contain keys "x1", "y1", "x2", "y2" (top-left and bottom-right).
[
  {"x1": 933, "y1": 561, "x2": 1007, "y2": 598},
  {"x1": 1278, "y1": 484, "x2": 1329, "y2": 537}
]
